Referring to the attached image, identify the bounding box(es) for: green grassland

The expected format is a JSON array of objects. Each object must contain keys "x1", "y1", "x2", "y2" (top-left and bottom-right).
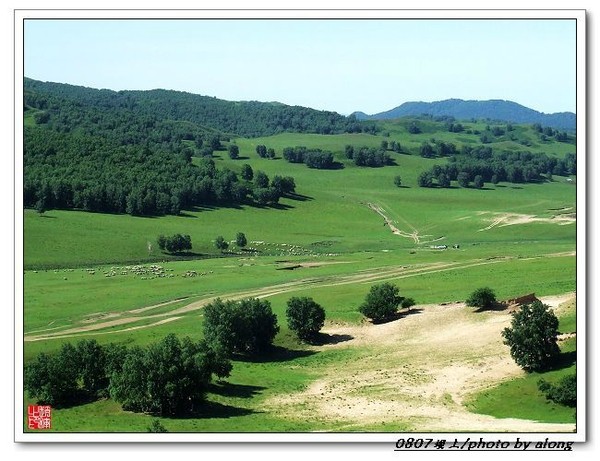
[{"x1": 22, "y1": 125, "x2": 578, "y2": 432}]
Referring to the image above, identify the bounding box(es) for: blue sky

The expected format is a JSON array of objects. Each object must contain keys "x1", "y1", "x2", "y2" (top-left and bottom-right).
[{"x1": 24, "y1": 19, "x2": 576, "y2": 115}]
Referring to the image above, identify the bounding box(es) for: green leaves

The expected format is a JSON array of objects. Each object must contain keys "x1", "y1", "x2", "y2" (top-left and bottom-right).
[
  {"x1": 359, "y1": 282, "x2": 404, "y2": 323},
  {"x1": 286, "y1": 297, "x2": 326, "y2": 342},
  {"x1": 502, "y1": 300, "x2": 560, "y2": 372}
]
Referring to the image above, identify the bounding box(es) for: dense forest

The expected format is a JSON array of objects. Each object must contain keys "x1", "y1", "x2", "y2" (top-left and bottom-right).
[{"x1": 25, "y1": 78, "x2": 376, "y2": 141}]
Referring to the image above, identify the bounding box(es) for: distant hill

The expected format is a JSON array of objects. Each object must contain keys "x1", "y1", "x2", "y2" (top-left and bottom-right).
[{"x1": 352, "y1": 99, "x2": 575, "y2": 131}]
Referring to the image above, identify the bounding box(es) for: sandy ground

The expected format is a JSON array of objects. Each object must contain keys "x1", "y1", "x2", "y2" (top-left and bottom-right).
[{"x1": 264, "y1": 293, "x2": 576, "y2": 432}]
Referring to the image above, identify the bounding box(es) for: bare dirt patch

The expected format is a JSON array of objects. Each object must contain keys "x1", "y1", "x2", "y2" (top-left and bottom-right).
[
  {"x1": 265, "y1": 294, "x2": 577, "y2": 432},
  {"x1": 478, "y1": 211, "x2": 576, "y2": 231}
]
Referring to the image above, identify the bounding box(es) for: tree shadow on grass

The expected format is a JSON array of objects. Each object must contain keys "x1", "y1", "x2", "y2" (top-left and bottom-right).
[
  {"x1": 233, "y1": 345, "x2": 316, "y2": 364},
  {"x1": 173, "y1": 401, "x2": 258, "y2": 420},
  {"x1": 208, "y1": 382, "x2": 266, "y2": 399},
  {"x1": 547, "y1": 350, "x2": 577, "y2": 372},
  {"x1": 286, "y1": 192, "x2": 314, "y2": 202}
]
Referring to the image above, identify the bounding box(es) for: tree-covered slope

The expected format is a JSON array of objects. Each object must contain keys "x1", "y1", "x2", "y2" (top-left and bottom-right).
[{"x1": 24, "y1": 78, "x2": 370, "y2": 138}]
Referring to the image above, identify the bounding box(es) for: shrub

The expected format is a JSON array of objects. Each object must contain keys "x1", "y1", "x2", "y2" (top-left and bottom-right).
[
  {"x1": 538, "y1": 374, "x2": 576, "y2": 407},
  {"x1": 465, "y1": 287, "x2": 497, "y2": 310}
]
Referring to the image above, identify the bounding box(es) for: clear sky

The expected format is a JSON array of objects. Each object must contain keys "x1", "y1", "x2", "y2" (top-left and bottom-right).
[{"x1": 24, "y1": 18, "x2": 576, "y2": 115}]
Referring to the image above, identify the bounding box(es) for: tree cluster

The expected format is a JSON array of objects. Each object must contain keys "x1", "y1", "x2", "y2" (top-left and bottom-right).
[
  {"x1": 417, "y1": 144, "x2": 576, "y2": 189},
  {"x1": 282, "y1": 146, "x2": 336, "y2": 169},
  {"x1": 255, "y1": 145, "x2": 276, "y2": 159},
  {"x1": 25, "y1": 336, "x2": 230, "y2": 416},
  {"x1": 344, "y1": 145, "x2": 392, "y2": 167},
  {"x1": 203, "y1": 298, "x2": 280, "y2": 356},
  {"x1": 157, "y1": 234, "x2": 192, "y2": 254}
]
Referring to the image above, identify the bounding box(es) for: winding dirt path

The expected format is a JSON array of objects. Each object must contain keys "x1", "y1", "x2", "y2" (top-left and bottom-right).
[{"x1": 25, "y1": 252, "x2": 576, "y2": 342}]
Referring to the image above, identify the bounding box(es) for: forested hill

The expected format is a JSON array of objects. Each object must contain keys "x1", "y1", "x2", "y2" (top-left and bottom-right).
[
  {"x1": 24, "y1": 78, "x2": 369, "y2": 138},
  {"x1": 353, "y1": 99, "x2": 575, "y2": 131}
]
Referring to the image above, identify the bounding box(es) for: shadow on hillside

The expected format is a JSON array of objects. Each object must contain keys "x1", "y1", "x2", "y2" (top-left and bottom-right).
[
  {"x1": 310, "y1": 332, "x2": 354, "y2": 346},
  {"x1": 208, "y1": 382, "x2": 266, "y2": 399},
  {"x1": 233, "y1": 345, "x2": 316, "y2": 364}
]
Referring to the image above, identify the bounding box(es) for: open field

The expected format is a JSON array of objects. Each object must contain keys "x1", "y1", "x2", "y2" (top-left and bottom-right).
[{"x1": 23, "y1": 129, "x2": 578, "y2": 433}]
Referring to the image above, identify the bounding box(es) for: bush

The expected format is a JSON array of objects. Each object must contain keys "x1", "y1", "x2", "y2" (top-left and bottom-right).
[
  {"x1": 502, "y1": 300, "x2": 560, "y2": 372},
  {"x1": 538, "y1": 374, "x2": 576, "y2": 407},
  {"x1": 359, "y1": 282, "x2": 404, "y2": 322},
  {"x1": 286, "y1": 297, "x2": 326, "y2": 342},
  {"x1": 465, "y1": 287, "x2": 497, "y2": 310}
]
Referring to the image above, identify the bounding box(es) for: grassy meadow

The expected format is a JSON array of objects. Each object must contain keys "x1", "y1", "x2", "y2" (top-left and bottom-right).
[{"x1": 22, "y1": 124, "x2": 578, "y2": 432}]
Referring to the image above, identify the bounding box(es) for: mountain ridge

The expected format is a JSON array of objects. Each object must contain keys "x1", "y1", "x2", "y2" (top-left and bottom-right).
[{"x1": 352, "y1": 98, "x2": 575, "y2": 131}]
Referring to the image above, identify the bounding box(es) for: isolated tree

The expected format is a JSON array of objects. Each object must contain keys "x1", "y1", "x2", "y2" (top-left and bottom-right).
[
  {"x1": 359, "y1": 282, "x2": 404, "y2": 323},
  {"x1": 393, "y1": 175, "x2": 402, "y2": 187},
  {"x1": 465, "y1": 287, "x2": 497, "y2": 310},
  {"x1": 502, "y1": 300, "x2": 560, "y2": 372},
  {"x1": 240, "y1": 164, "x2": 254, "y2": 181},
  {"x1": 286, "y1": 297, "x2": 326, "y2": 342},
  {"x1": 380, "y1": 140, "x2": 389, "y2": 150},
  {"x1": 236, "y1": 232, "x2": 247, "y2": 248},
  {"x1": 267, "y1": 148, "x2": 276, "y2": 159},
  {"x1": 214, "y1": 236, "x2": 229, "y2": 252},
  {"x1": 228, "y1": 144, "x2": 239, "y2": 159}
]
